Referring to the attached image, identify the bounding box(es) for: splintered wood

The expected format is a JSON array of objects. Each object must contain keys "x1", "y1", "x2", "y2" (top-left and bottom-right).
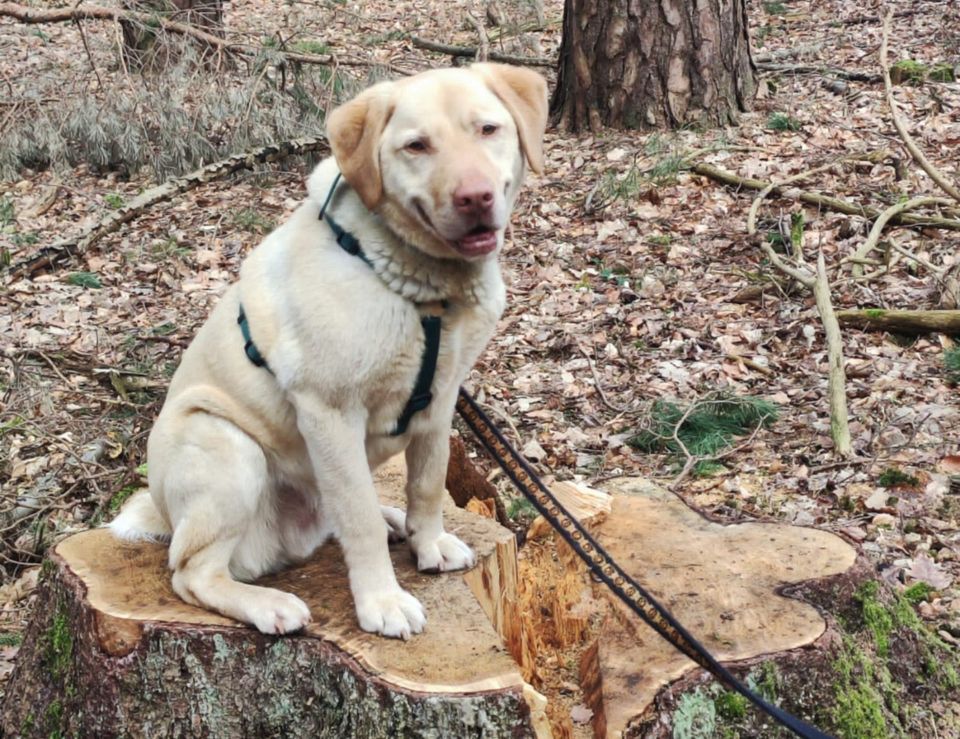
[{"x1": 512, "y1": 476, "x2": 856, "y2": 738}]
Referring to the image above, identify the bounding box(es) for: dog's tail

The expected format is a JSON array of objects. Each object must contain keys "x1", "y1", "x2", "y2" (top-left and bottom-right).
[{"x1": 108, "y1": 490, "x2": 172, "y2": 543}]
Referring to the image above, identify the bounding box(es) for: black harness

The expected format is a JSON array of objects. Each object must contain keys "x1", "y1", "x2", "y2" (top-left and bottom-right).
[{"x1": 236, "y1": 173, "x2": 442, "y2": 437}]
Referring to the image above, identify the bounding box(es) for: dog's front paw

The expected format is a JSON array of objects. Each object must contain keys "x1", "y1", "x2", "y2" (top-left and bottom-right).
[
  {"x1": 380, "y1": 505, "x2": 407, "y2": 543},
  {"x1": 412, "y1": 532, "x2": 476, "y2": 574},
  {"x1": 246, "y1": 588, "x2": 312, "y2": 635},
  {"x1": 355, "y1": 587, "x2": 426, "y2": 639}
]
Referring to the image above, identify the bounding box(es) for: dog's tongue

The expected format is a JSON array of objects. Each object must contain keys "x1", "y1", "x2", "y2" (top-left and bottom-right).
[{"x1": 456, "y1": 229, "x2": 498, "y2": 257}]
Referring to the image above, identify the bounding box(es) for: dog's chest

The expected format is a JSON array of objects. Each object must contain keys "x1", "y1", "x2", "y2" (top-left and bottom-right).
[{"x1": 365, "y1": 297, "x2": 500, "y2": 435}]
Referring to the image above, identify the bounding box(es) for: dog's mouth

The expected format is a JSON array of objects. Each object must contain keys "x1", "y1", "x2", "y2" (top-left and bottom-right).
[
  {"x1": 454, "y1": 225, "x2": 499, "y2": 257},
  {"x1": 414, "y1": 201, "x2": 500, "y2": 258}
]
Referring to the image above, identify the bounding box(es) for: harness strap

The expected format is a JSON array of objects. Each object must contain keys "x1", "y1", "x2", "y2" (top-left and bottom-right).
[
  {"x1": 318, "y1": 171, "x2": 373, "y2": 268},
  {"x1": 392, "y1": 314, "x2": 441, "y2": 436},
  {"x1": 237, "y1": 171, "x2": 442, "y2": 435},
  {"x1": 237, "y1": 305, "x2": 270, "y2": 371}
]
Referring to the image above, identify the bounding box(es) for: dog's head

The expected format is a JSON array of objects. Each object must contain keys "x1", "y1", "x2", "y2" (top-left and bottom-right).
[{"x1": 327, "y1": 64, "x2": 548, "y2": 261}]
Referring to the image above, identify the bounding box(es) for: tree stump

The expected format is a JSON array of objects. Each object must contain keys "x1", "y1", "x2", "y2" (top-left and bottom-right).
[
  {"x1": 518, "y1": 477, "x2": 858, "y2": 737},
  {"x1": 0, "y1": 458, "x2": 549, "y2": 739}
]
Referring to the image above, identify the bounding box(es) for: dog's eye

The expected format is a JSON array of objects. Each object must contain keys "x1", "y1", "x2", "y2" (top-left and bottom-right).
[
  {"x1": 405, "y1": 139, "x2": 428, "y2": 153},
  {"x1": 480, "y1": 124, "x2": 499, "y2": 137}
]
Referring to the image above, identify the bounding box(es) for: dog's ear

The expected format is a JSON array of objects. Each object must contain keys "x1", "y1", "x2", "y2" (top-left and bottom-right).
[
  {"x1": 473, "y1": 63, "x2": 549, "y2": 174},
  {"x1": 326, "y1": 85, "x2": 393, "y2": 210}
]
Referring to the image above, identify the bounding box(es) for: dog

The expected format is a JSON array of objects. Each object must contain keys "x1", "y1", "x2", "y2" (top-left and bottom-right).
[{"x1": 110, "y1": 63, "x2": 548, "y2": 639}]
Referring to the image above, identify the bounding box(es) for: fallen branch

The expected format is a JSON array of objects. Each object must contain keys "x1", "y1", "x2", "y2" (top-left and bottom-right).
[
  {"x1": 7, "y1": 136, "x2": 329, "y2": 281},
  {"x1": 0, "y1": 3, "x2": 398, "y2": 72},
  {"x1": 691, "y1": 163, "x2": 960, "y2": 231},
  {"x1": 836, "y1": 309, "x2": 960, "y2": 334},
  {"x1": 755, "y1": 62, "x2": 881, "y2": 83},
  {"x1": 845, "y1": 195, "x2": 954, "y2": 277},
  {"x1": 812, "y1": 253, "x2": 852, "y2": 458},
  {"x1": 410, "y1": 36, "x2": 554, "y2": 67},
  {"x1": 758, "y1": 241, "x2": 852, "y2": 458},
  {"x1": 880, "y1": 9, "x2": 960, "y2": 202},
  {"x1": 465, "y1": 13, "x2": 489, "y2": 62},
  {"x1": 746, "y1": 151, "x2": 891, "y2": 236}
]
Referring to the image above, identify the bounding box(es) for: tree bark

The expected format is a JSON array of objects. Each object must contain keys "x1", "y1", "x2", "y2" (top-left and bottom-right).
[{"x1": 551, "y1": 0, "x2": 756, "y2": 132}]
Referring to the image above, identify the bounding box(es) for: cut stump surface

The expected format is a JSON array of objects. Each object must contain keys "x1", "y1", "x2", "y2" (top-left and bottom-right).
[
  {"x1": 1, "y1": 458, "x2": 547, "y2": 739},
  {"x1": 580, "y1": 477, "x2": 857, "y2": 736}
]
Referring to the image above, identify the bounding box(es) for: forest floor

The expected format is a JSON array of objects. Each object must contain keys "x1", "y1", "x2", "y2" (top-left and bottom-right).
[{"x1": 1, "y1": 0, "x2": 960, "y2": 735}]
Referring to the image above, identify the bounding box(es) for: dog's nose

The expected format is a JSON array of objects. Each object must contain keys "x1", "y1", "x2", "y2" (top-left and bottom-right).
[{"x1": 453, "y1": 176, "x2": 495, "y2": 215}]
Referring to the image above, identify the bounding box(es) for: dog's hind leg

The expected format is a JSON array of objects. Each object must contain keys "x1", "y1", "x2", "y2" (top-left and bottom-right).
[{"x1": 154, "y1": 414, "x2": 311, "y2": 635}]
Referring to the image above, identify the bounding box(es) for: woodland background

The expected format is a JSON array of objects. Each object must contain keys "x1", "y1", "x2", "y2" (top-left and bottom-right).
[{"x1": 1, "y1": 0, "x2": 959, "y2": 735}]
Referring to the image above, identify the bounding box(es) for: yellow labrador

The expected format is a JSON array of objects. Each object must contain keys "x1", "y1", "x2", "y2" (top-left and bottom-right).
[{"x1": 110, "y1": 64, "x2": 548, "y2": 639}]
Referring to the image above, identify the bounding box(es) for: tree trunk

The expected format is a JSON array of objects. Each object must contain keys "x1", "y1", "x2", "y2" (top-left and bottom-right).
[{"x1": 551, "y1": 0, "x2": 756, "y2": 132}]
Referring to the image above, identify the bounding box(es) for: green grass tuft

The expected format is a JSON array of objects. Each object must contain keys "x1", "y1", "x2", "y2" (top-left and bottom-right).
[
  {"x1": 0, "y1": 632, "x2": 22, "y2": 647},
  {"x1": 627, "y1": 394, "x2": 778, "y2": 467},
  {"x1": 65, "y1": 271, "x2": 102, "y2": 289},
  {"x1": 945, "y1": 348, "x2": 960, "y2": 385},
  {"x1": 767, "y1": 112, "x2": 802, "y2": 131}
]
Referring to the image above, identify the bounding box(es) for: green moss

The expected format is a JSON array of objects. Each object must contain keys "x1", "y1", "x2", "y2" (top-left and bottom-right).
[
  {"x1": 0, "y1": 632, "x2": 22, "y2": 647},
  {"x1": 832, "y1": 679, "x2": 888, "y2": 738},
  {"x1": 945, "y1": 348, "x2": 960, "y2": 385},
  {"x1": 890, "y1": 59, "x2": 927, "y2": 85},
  {"x1": 44, "y1": 602, "x2": 73, "y2": 679},
  {"x1": 902, "y1": 582, "x2": 934, "y2": 606},
  {"x1": 878, "y1": 467, "x2": 919, "y2": 488},
  {"x1": 856, "y1": 582, "x2": 894, "y2": 656},
  {"x1": 714, "y1": 691, "x2": 748, "y2": 720},
  {"x1": 928, "y1": 63, "x2": 955, "y2": 82},
  {"x1": 863, "y1": 308, "x2": 886, "y2": 319},
  {"x1": 108, "y1": 485, "x2": 138, "y2": 513},
  {"x1": 45, "y1": 699, "x2": 63, "y2": 739}
]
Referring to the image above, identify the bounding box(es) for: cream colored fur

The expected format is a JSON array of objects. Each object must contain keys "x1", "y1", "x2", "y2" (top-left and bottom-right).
[{"x1": 110, "y1": 64, "x2": 548, "y2": 638}]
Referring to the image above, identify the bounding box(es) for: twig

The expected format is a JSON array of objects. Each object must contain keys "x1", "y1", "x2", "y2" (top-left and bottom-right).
[
  {"x1": 880, "y1": 8, "x2": 960, "y2": 202},
  {"x1": 410, "y1": 36, "x2": 554, "y2": 67},
  {"x1": 465, "y1": 13, "x2": 489, "y2": 62},
  {"x1": 72, "y1": 12, "x2": 103, "y2": 91},
  {"x1": 7, "y1": 136, "x2": 329, "y2": 281},
  {"x1": 845, "y1": 196, "x2": 954, "y2": 276},
  {"x1": 746, "y1": 151, "x2": 890, "y2": 236},
  {"x1": 812, "y1": 252, "x2": 852, "y2": 458},
  {"x1": 576, "y1": 343, "x2": 631, "y2": 414},
  {"x1": 690, "y1": 163, "x2": 960, "y2": 231}
]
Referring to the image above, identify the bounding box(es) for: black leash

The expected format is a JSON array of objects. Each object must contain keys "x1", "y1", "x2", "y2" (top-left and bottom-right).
[{"x1": 455, "y1": 388, "x2": 833, "y2": 739}]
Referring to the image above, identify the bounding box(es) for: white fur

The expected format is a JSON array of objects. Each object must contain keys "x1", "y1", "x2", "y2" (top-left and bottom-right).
[{"x1": 110, "y1": 64, "x2": 547, "y2": 638}]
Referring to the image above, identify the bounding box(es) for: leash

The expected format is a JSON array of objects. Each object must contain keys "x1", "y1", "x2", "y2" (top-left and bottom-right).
[{"x1": 455, "y1": 388, "x2": 833, "y2": 739}]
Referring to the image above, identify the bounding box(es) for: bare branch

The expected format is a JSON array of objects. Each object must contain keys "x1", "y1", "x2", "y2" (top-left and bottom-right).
[
  {"x1": 880, "y1": 8, "x2": 960, "y2": 202},
  {"x1": 7, "y1": 136, "x2": 329, "y2": 281},
  {"x1": 845, "y1": 195, "x2": 954, "y2": 277}
]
